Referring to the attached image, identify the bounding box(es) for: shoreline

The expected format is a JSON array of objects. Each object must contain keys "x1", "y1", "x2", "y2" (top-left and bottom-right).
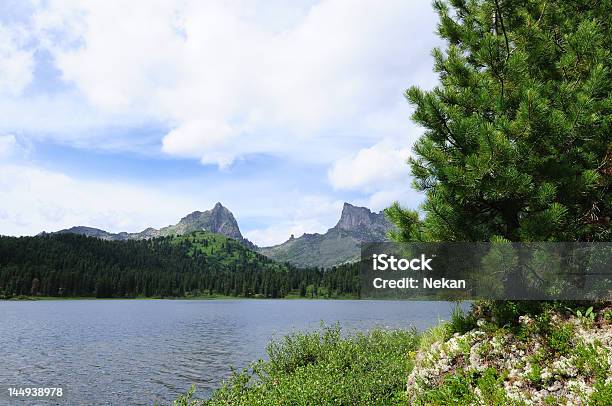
[
  {"x1": 185, "y1": 302, "x2": 612, "y2": 405},
  {"x1": 2, "y1": 294, "x2": 361, "y2": 301}
]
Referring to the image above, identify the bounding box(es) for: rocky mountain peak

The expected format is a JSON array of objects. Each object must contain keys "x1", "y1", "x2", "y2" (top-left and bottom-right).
[
  {"x1": 175, "y1": 204, "x2": 243, "y2": 241},
  {"x1": 335, "y1": 202, "x2": 382, "y2": 231},
  {"x1": 53, "y1": 202, "x2": 255, "y2": 248},
  {"x1": 258, "y1": 202, "x2": 393, "y2": 268},
  {"x1": 209, "y1": 205, "x2": 242, "y2": 240}
]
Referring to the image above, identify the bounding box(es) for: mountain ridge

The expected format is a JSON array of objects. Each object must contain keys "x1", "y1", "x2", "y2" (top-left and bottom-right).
[
  {"x1": 257, "y1": 203, "x2": 392, "y2": 268},
  {"x1": 53, "y1": 202, "x2": 256, "y2": 249},
  {"x1": 52, "y1": 201, "x2": 393, "y2": 267}
]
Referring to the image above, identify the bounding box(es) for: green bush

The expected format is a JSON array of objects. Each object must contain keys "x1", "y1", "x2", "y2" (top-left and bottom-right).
[
  {"x1": 573, "y1": 344, "x2": 609, "y2": 381},
  {"x1": 590, "y1": 382, "x2": 612, "y2": 406},
  {"x1": 202, "y1": 325, "x2": 419, "y2": 405},
  {"x1": 415, "y1": 368, "x2": 513, "y2": 406},
  {"x1": 449, "y1": 304, "x2": 477, "y2": 334},
  {"x1": 547, "y1": 322, "x2": 574, "y2": 355},
  {"x1": 173, "y1": 385, "x2": 200, "y2": 406}
]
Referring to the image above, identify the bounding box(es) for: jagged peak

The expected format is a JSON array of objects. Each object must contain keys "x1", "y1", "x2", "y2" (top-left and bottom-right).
[
  {"x1": 50, "y1": 202, "x2": 254, "y2": 247},
  {"x1": 335, "y1": 202, "x2": 381, "y2": 231},
  {"x1": 180, "y1": 203, "x2": 232, "y2": 222},
  {"x1": 211, "y1": 203, "x2": 233, "y2": 217},
  {"x1": 341, "y1": 202, "x2": 373, "y2": 214}
]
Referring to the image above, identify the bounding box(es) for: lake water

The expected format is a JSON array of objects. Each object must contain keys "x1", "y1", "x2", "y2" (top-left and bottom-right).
[{"x1": 1, "y1": 299, "x2": 464, "y2": 405}]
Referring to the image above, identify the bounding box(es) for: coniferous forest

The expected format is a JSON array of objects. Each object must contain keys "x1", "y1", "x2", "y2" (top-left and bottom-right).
[{"x1": 0, "y1": 232, "x2": 359, "y2": 299}]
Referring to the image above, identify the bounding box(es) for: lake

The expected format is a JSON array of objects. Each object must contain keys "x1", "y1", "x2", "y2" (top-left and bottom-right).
[{"x1": 1, "y1": 299, "x2": 464, "y2": 405}]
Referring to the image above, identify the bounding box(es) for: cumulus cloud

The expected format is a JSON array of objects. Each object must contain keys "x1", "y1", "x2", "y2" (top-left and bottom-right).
[
  {"x1": 365, "y1": 186, "x2": 421, "y2": 212},
  {"x1": 0, "y1": 134, "x2": 17, "y2": 158},
  {"x1": 328, "y1": 142, "x2": 411, "y2": 191},
  {"x1": 244, "y1": 196, "x2": 344, "y2": 246},
  {"x1": 28, "y1": 0, "x2": 439, "y2": 167},
  {"x1": 0, "y1": 25, "x2": 33, "y2": 95},
  {"x1": 0, "y1": 158, "x2": 347, "y2": 245},
  {"x1": 327, "y1": 141, "x2": 424, "y2": 211},
  {"x1": 0, "y1": 1, "x2": 440, "y2": 238},
  {"x1": 0, "y1": 164, "x2": 198, "y2": 236}
]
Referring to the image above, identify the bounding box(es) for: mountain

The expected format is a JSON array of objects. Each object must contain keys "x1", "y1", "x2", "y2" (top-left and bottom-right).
[
  {"x1": 52, "y1": 202, "x2": 392, "y2": 268},
  {"x1": 54, "y1": 203, "x2": 256, "y2": 249},
  {"x1": 257, "y1": 203, "x2": 393, "y2": 268}
]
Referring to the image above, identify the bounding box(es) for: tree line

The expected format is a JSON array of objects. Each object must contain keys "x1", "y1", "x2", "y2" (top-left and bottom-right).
[{"x1": 0, "y1": 233, "x2": 359, "y2": 299}]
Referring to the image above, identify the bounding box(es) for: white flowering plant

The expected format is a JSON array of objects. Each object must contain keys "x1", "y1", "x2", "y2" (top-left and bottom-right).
[{"x1": 406, "y1": 302, "x2": 612, "y2": 405}]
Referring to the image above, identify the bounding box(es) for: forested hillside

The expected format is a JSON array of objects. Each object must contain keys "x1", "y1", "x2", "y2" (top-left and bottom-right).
[{"x1": 0, "y1": 232, "x2": 359, "y2": 299}]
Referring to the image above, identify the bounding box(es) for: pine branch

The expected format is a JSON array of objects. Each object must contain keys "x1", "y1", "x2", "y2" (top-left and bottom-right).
[{"x1": 494, "y1": 0, "x2": 510, "y2": 64}]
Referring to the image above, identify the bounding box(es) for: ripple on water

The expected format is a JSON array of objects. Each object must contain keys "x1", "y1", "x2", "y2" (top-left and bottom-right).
[{"x1": 1, "y1": 299, "x2": 465, "y2": 405}]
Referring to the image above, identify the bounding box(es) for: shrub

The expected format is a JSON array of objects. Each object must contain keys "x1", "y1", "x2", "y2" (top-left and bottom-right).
[
  {"x1": 590, "y1": 382, "x2": 612, "y2": 406},
  {"x1": 415, "y1": 368, "x2": 512, "y2": 406},
  {"x1": 204, "y1": 325, "x2": 419, "y2": 405},
  {"x1": 449, "y1": 304, "x2": 476, "y2": 334},
  {"x1": 547, "y1": 322, "x2": 574, "y2": 355}
]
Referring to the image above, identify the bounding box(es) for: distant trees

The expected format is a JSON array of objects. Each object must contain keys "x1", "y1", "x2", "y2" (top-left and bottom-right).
[{"x1": 0, "y1": 234, "x2": 359, "y2": 299}]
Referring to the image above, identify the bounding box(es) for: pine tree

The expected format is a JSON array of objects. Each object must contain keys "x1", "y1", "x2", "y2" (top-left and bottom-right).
[{"x1": 388, "y1": 0, "x2": 610, "y2": 243}]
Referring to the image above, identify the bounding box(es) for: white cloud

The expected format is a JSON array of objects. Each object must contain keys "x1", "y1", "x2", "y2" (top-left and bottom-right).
[
  {"x1": 244, "y1": 196, "x2": 343, "y2": 246},
  {"x1": 246, "y1": 221, "x2": 320, "y2": 247},
  {"x1": 0, "y1": 134, "x2": 17, "y2": 158},
  {"x1": 0, "y1": 1, "x2": 441, "y2": 238},
  {"x1": 0, "y1": 25, "x2": 33, "y2": 95},
  {"x1": 327, "y1": 141, "x2": 425, "y2": 211},
  {"x1": 0, "y1": 164, "x2": 198, "y2": 236},
  {"x1": 27, "y1": 0, "x2": 439, "y2": 166},
  {"x1": 328, "y1": 141, "x2": 411, "y2": 191},
  {"x1": 365, "y1": 186, "x2": 421, "y2": 212},
  {"x1": 0, "y1": 159, "x2": 347, "y2": 246}
]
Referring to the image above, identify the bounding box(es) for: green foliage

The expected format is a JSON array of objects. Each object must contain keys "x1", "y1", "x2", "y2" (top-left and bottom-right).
[
  {"x1": 417, "y1": 370, "x2": 476, "y2": 405},
  {"x1": 418, "y1": 322, "x2": 453, "y2": 352},
  {"x1": 173, "y1": 385, "x2": 200, "y2": 406},
  {"x1": 547, "y1": 322, "x2": 574, "y2": 355},
  {"x1": 476, "y1": 368, "x2": 510, "y2": 404},
  {"x1": 385, "y1": 0, "x2": 611, "y2": 345},
  {"x1": 575, "y1": 306, "x2": 596, "y2": 324},
  {"x1": 384, "y1": 202, "x2": 424, "y2": 242},
  {"x1": 0, "y1": 233, "x2": 360, "y2": 299},
  {"x1": 415, "y1": 368, "x2": 512, "y2": 406},
  {"x1": 389, "y1": 0, "x2": 610, "y2": 243},
  {"x1": 265, "y1": 323, "x2": 343, "y2": 374},
  {"x1": 204, "y1": 325, "x2": 419, "y2": 405},
  {"x1": 573, "y1": 343, "x2": 609, "y2": 381},
  {"x1": 410, "y1": 305, "x2": 612, "y2": 404},
  {"x1": 590, "y1": 381, "x2": 612, "y2": 406},
  {"x1": 449, "y1": 304, "x2": 477, "y2": 334},
  {"x1": 525, "y1": 357, "x2": 544, "y2": 386}
]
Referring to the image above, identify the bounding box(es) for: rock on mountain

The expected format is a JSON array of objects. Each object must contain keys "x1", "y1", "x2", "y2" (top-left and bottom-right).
[
  {"x1": 52, "y1": 226, "x2": 125, "y2": 241},
  {"x1": 54, "y1": 203, "x2": 256, "y2": 249},
  {"x1": 258, "y1": 203, "x2": 393, "y2": 268},
  {"x1": 54, "y1": 202, "x2": 392, "y2": 268}
]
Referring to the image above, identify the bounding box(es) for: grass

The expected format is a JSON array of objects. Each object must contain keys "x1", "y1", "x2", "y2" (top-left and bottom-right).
[
  {"x1": 174, "y1": 324, "x2": 419, "y2": 405},
  {"x1": 173, "y1": 302, "x2": 612, "y2": 405},
  {"x1": 171, "y1": 231, "x2": 281, "y2": 271}
]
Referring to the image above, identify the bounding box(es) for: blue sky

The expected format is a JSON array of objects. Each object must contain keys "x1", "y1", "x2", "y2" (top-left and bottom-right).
[{"x1": 0, "y1": 0, "x2": 441, "y2": 246}]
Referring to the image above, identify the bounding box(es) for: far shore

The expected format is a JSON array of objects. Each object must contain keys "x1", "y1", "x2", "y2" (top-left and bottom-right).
[{"x1": 2, "y1": 294, "x2": 360, "y2": 301}]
